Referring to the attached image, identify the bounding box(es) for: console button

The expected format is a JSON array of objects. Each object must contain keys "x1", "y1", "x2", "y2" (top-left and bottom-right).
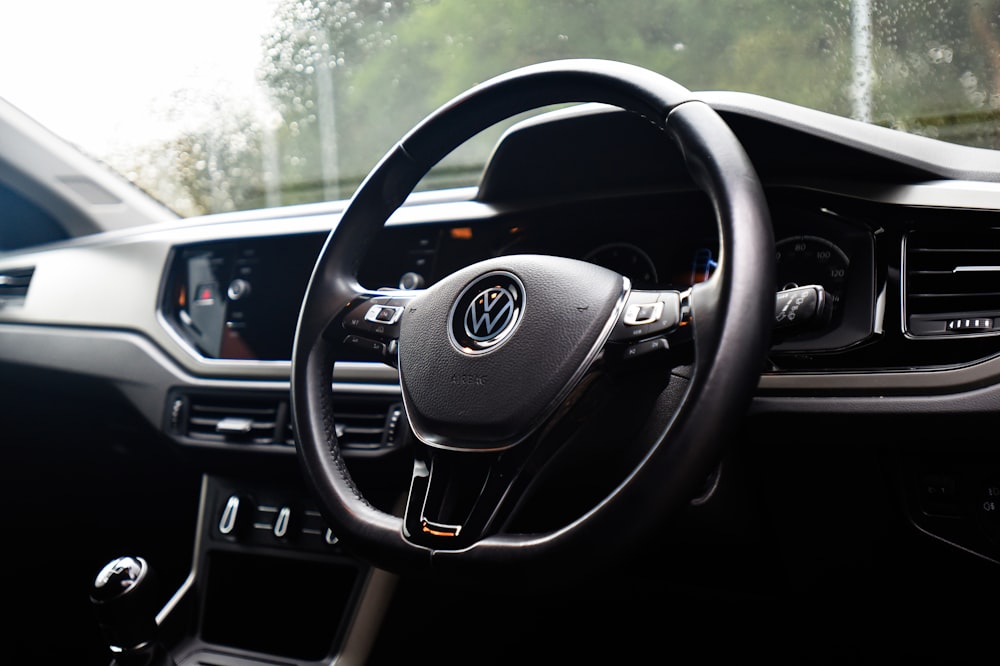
[
  {"x1": 273, "y1": 506, "x2": 293, "y2": 539},
  {"x1": 218, "y1": 494, "x2": 244, "y2": 535}
]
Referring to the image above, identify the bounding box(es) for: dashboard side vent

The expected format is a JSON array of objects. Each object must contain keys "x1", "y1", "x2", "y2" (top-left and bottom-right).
[
  {"x1": 332, "y1": 396, "x2": 407, "y2": 452},
  {"x1": 905, "y1": 229, "x2": 1000, "y2": 337},
  {"x1": 0, "y1": 267, "x2": 35, "y2": 304},
  {"x1": 167, "y1": 390, "x2": 407, "y2": 454},
  {"x1": 171, "y1": 393, "x2": 291, "y2": 447}
]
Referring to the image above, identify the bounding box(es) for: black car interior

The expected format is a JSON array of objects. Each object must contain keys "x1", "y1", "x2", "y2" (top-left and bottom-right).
[{"x1": 4, "y1": 60, "x2": 1000, "y2": 665}]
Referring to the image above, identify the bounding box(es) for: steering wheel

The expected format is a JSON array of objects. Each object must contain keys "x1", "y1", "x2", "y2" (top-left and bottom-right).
[{"x1": 291, "y1": 58, "x2": 775, "y2": 580}]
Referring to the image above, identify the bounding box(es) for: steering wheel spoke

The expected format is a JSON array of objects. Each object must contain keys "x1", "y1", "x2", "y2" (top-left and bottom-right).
[
  {"x1": 604, "y1": 288, "x2": 691, "y2": 363},
  {"x1": 340, "y1": 290, "x2": 420, "y2": 366},
  {"x1": 402, "y1": 446, "x2": 527, "y2": 549}
]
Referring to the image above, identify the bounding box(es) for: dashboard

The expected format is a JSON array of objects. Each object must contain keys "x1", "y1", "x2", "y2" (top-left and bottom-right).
[
  {"x1": 160, "y1": 188, "x2": 880, "y2": 365},
  {"x1": 5, "y1": 99, "x2": 1000, "y2": 409},
  {"x1": 7, "y1": 89, "x2": 1000, "y2": 666},
  {"x1": 154, "y1": 178, "x2": 1000, "y2": 384}
]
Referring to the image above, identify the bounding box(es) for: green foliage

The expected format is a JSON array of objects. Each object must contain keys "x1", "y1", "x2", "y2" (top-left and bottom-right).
[
  {"x1": 313, "y1": 0, "x2": 861, "y2": 192},
  {"x1": 116, "y1": 0, "x2": 1000, "y2": 215},
  {"x1": 868, "y1": 0, "x2": 1000, "y2": 146}
]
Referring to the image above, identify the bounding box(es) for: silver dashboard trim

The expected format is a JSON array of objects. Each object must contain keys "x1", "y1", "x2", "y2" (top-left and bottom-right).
[
  {"x1": 766, "y1": 178, "x2": 1000, "y2": 210},
  {"x1": 0, "y1": 324, "x2": 400, "y2": 435}
]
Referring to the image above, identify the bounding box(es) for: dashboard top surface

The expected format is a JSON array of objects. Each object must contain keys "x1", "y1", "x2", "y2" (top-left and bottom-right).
[{"x1": 2, "y1": 99, "x2": 1000, "y2": 402}]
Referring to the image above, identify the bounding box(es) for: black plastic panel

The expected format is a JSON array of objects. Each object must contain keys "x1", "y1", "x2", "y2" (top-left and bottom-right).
[
  {"x1": 192, "y1": 475, "x2": 369, "y2": 663},
  {"x1": 201, "y1": 550, "x2": 360, "y2": 660}
]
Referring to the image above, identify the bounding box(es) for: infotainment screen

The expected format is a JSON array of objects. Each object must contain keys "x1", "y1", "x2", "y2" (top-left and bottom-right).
[{"x1": 162, "y1": 233, "x2": 327, "y2": 360}]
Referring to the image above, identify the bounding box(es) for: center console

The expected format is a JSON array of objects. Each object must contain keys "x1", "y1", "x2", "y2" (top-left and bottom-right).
[
  {"x1": 161, "y1": 475, "x2": 398, "y2": 666},
  {"x1": 147, "y1": 228, "x2": 419, "y2": 664}
]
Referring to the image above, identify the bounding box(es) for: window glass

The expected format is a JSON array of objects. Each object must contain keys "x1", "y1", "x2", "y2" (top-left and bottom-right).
[{"x1": 1, "y1": 0, "x2": 997, "y2": 217}]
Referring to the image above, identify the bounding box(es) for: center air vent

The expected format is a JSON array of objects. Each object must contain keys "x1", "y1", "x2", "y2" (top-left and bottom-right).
[
  {"x1": 167, "y1": 390, "x2": 407, "y2": 454},
  {"x1": 905, "y1": 229, "x2": 1000, "y2": 338},
  {"x1": 0, "y1": 267, "x2": 35, "y2": 304}
]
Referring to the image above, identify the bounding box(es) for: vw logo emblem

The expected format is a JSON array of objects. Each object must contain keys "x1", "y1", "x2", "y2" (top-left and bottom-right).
[
  {"x1": 464, "y1": 286, "x2": 516, "y2": 341},
  {"x1": 449, "y1": 271, "x2": 524, "y2": 354}
]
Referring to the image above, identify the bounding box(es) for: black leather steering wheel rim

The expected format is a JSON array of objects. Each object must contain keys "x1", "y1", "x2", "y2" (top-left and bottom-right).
[{"x1": 291, "y1": 58, "x2": 775, "y2": 579}]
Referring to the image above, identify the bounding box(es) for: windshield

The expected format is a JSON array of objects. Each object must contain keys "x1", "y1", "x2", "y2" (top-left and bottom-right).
[{"x1": 2, "y1": 0, "x2": 998, "y2": 217}]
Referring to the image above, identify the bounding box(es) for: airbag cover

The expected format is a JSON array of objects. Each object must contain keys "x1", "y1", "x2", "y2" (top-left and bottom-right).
[{"x1": 397, "y1": 254, "x2": 624, "y2": 451}]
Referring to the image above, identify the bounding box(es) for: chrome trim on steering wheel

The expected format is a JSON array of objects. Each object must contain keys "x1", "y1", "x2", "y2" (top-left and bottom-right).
[{"x1": 448, "y1": 271, "x2": 526, "y2": 354}]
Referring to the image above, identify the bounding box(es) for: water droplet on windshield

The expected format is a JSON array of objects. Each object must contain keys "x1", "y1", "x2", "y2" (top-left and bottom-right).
[{"x1": 927, "y1": 45, "x2": 953, "y2": 64}]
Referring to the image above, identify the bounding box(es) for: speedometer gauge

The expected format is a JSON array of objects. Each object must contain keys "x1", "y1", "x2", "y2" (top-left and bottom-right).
[
  {"x1": 582, "y1": 242, "x2": 659, "y2": 288},
  {"x1": 775, "y1": 235, "x2": 849, "y2": 323}
]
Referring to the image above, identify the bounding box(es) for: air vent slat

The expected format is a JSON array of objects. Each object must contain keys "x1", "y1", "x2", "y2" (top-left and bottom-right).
[
  {"x1": 911, "y1": 248, "x2": 1000, "y2": 253},
  {"x1": 190, "y1": 405, "x2": 276, "y2": 416},
  {"x1": 170, "y1": 392, "x2": 406, "y2": 452},
  {"x1": 177, "y1": 395, "x2": 284, "y2": 446},
  {"x1": 333, "y1": 400, "x2": 406, "y2": 450},
  {"x1": 910, "y1": 291, "x2": 1000, "y2": 299},
  {"x1": 341, "y1": 426, "x2": 387, "y2": 434},
  {"x1": 0, "y1": 267, "x2": 35, "y2": 301},
  {"x1": 905, "y1": 229, "x2": 1000, "y2": 337}
]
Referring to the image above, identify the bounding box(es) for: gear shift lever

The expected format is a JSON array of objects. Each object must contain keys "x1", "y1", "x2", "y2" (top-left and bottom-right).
[{"x1": 91, "y1": 556, "x2": 175, "y2": 666}]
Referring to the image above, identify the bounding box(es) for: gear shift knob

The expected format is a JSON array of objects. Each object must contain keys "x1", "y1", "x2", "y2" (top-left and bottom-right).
[{"x1": 91, "y1": 556, "x2": 171, "y2": 665}]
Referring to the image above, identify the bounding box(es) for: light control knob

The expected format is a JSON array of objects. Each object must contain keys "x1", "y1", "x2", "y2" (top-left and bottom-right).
[
  {"x1": 227, "y1": 278, "x2": 252, "y2": 301},
  {"x1": 398, "y1": 271, "x2": 424, "y2": 290}
]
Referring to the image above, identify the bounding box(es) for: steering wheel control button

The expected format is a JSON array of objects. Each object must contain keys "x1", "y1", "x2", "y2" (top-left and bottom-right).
[
  {"x1": 448, "y1": 271, "x2": 525, "y2": 354},
  {"x1": 365, "y1": 303, "x2": 404, "y2": 325},
  {"x1": 612, "y1": 290, "x2": 681, "y2": 341},
  {"x1": 344, "y1": 296, "x2": 410, "y2": 338},
  {"x1": 623, "y1": 337, "x2": 669, "y2": 359},
  {"x1": 624, "y1": 301, "x2": 663, "y2": 326},
  {"x1": 344, "y1": 334, "x2": 387, "y2": 357}
]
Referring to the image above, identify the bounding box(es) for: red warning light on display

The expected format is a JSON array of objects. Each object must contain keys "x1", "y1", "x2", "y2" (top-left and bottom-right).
[{"x1": 193, "y1": 283, "x2": 217, "y2": 305}]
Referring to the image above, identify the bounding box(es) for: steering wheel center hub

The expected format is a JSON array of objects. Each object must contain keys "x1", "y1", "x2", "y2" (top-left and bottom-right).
[{"x1": 397, "y1": 255, "x2": 626, "y2": 452}]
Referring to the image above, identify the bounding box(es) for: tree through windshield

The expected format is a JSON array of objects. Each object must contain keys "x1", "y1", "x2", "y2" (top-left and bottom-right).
[{"x1": 9, "y1": 0, "x2": 999, "y2": 217}]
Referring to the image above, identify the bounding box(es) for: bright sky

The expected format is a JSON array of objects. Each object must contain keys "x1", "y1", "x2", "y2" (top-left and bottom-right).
[{"x1": 0, "y1": 0, "x2": 280, "y2": 155}]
